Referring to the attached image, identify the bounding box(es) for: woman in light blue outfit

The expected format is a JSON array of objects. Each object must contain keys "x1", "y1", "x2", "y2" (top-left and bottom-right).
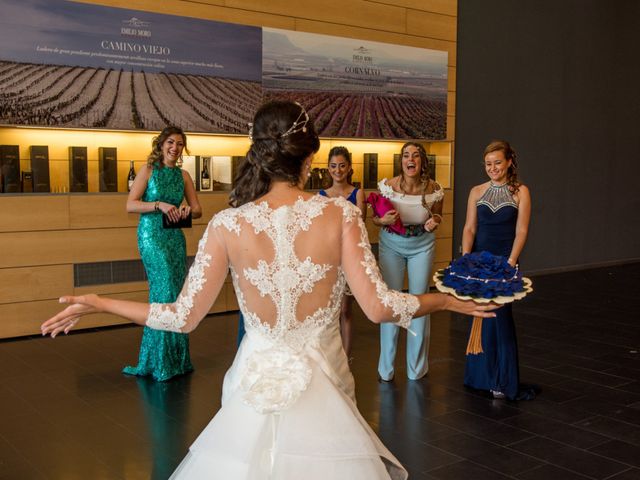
[{"x1": 372, "y1": 143, "x2": 444, "y2": 381}]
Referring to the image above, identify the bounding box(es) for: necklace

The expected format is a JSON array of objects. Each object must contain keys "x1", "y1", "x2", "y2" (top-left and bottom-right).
[{"x1": 490, "y1": 180, "x2": 508, "y2": 187}]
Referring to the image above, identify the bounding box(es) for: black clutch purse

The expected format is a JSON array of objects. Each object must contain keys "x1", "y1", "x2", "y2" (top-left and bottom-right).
[{"x1": 162, "y1": 212, "x2": 192, "y2": 229}]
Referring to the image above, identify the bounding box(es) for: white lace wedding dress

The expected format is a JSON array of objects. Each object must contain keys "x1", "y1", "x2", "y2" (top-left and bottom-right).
[{"x1": 146, "y1": 195, "x2": 419, "y2": 479}]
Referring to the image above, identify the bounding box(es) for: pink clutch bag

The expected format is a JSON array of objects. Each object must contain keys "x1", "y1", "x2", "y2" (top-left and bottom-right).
[{"x1": 366, "y1": 192, "x2": 406, "y2": 235}]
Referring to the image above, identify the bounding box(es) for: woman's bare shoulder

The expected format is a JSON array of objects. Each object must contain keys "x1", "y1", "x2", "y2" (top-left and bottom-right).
[
  {"x1": 386, "y1": 176, "x2": 401, "y2": 189},
  {"x1": 181, "y1": 168, "x2": 193, "y2": 181}
]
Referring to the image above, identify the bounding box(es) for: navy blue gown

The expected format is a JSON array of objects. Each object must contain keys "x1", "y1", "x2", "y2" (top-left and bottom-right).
[{"x1": 464, "y1": 183, "x2": 520, "y2": 399}]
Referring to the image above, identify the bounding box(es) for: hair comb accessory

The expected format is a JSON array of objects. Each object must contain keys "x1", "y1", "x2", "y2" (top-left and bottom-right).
[
  {"x1": 248, "y1": 122, "x2": 254, "y2": 141},
  {"x1": 281, "y1": 102, "x2": 309, "y2": 138}
]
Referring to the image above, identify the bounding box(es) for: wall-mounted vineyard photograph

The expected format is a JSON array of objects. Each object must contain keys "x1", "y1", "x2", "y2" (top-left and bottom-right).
[
  {"x1": 0, "y1": 61, "x2": 261, "y2": 132},
  {"x1": 263, "y1": 28, "x2": 448, "y2": 140},
  {"x1": 0, "y1": 1, "x2": 448, "y2": 140},
  {"x1": 0, "y1": 0, "x2": 262, "y2": 134}
]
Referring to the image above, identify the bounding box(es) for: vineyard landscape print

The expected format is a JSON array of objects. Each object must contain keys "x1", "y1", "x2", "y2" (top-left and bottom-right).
[
  {"x1": 0, "y1": 62, "x2": 262, "y2": 133},
  {"x1": 0, "y1": 0, "x2": 262, "y2": 133},
  {"x1": 0, "y1": 61, "x2": 261, "y2": 132},
  {"x1": 263, "y1": 28, "x2": 448, "y2": 140}
]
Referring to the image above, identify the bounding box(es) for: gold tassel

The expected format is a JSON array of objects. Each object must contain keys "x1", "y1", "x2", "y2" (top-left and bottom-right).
[{"x1": 466, "y1": 316, "x2": 484, "y2": 355}]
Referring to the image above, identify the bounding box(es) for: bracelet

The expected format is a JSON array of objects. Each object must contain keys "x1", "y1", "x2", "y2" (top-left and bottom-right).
[
  {"x1": 432, "y1": 213, "x2": 443, "y2": 223},
  {"x1": 154, "y1": 201, "x2": 160, "y2": 212}
]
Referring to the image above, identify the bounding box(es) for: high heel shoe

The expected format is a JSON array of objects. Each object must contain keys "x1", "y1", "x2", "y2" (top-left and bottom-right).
[
  {"x1": 491, "y1": 390, "x2": 506, "y2": 399},
  {"x1": 377, "y1": 373, "x2": 394, "y2": 383}
]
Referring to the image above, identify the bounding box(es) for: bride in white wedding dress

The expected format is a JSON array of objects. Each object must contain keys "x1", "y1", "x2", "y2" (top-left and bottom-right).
[{"x1": 42, "y1": 101, "x2": 496, "y2": 480}]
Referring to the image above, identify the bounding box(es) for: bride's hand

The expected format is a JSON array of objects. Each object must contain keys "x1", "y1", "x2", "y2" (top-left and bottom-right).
[
  {"x1": 41, "y1": 294, "x2": 102, "y2": 338},
  {"x1": 444, "y1": 295, "x2": 498, "y2": 318}
]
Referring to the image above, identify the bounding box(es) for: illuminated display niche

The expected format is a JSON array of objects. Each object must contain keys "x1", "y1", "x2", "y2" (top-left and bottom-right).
[{"x1": 0, "y1": 126, "x2": 452, "y2": 194}]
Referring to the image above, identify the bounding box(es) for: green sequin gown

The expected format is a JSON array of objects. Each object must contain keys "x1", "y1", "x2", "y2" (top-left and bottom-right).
[{"x1": 123, "y1": 164, "x2": 194, "y2": 381}]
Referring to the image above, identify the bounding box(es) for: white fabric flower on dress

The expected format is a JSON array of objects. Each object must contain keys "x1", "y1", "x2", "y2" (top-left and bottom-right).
[
  {"x1": 241, "y1": 347, "x2": 313, "y2": 414},
  {"x1": 378, "y1": 179, "x2": 394, "y2": 199}
]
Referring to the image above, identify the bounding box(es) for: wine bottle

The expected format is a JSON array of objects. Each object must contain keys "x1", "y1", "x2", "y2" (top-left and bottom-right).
[
  {"x1": 127, "y1": 161, "x2": 136, "y2": 191},
  {"x1": 201, "y1": 158, "x2": 211, "y2": 190},
  {"x1": 68, "y1": 146, "x2": 88, "y2": 192}
]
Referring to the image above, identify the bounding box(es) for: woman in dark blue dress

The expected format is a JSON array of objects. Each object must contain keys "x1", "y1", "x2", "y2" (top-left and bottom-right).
[
  {"x1": 319, "y1": 146, "x2": 365, "y2": 358},
  {"x1": 461, "y1": 140, "x2": 532, "y2": 400}
]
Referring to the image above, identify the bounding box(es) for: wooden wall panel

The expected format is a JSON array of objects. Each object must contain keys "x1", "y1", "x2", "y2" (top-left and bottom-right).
[
  {"x1": 0, "y1": 292, "x2": 143, "y2": 339},
  {"x1": 406, "y1": 9, "x2": 457, "y2": 42},
  {"x1": 198, "y1": 193, "x2": 233, "y2": 221},
  {"x1": 69, "y1": 195, "x2": 137, "y2": 229},
  {"x1": 0, "y1": 196, "x2": 69, "y2": 232},
  {"x1": 74, "y1": 0, "x2": 296, "y2": 29},
  {"x1": 447, "y1": 115, "x2": 455, "y2": 140},
  {"x1": 70, "y1": 228, "x2": 139, "y2": 262},
  {"x1": 442, "y1": 191, "x2": 453, "y2": 214},
  {"x1": 184, "y1": 225, "x2": 208, "y2": 255},
  {"x1": 448, "y1": 66, "x2": 457, "y2": 91},
  {"x1": 375, "y1": 0, "x2": 457, "y2": 17},
  {"x1": 434, "y1": 237, "x2": 452, "y2": 263},
  {"x1": 75, "y1": 282, "x2": 148, "y2": 296},
  {"x1": 226, "y1": 284, "x2": 240, "y2": 311},
  {"x1": 67, "y1": 192, "x2": 231, "y2": 230},
  {"x1": 437, "y1": 213, "x2": 454, "y2": 239},
  {"x1": 0, "y1": 265, "x2": 73, "y2": 304},
  {"x1": 0, "y1": 299, "x2": 73, "y2": 338},
  {"x1": 447, "y1": 92, "x2": 456, "y2": 115},
  {"x1": 227, "y1": 0, "x2": 407, "y2": 33},
  {"x1": 1, "y1": 228, "x2": 139, "y2": 267},
  {"x1": 210, "y1": 283, "x2": 230, "y2": 314},
  {"x1": 1, "y1": 231, "x2": 80, "y2": 268},
  {"x1": 0, "y1": 216, "x2": 212, "y2": 268},
  {"x1": 0, "y1": 286, "x2": 229, "y2": 339}
]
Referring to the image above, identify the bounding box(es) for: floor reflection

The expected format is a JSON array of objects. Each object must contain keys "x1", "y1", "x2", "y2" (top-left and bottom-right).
[{"x1": 135, "y1": 374, "x2": 193, "y2": 480}]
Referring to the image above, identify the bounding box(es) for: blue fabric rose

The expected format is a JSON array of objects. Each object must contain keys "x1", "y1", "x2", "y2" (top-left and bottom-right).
[{"x1": 442, "y1": 251, "x2": 524, "y2": 299}]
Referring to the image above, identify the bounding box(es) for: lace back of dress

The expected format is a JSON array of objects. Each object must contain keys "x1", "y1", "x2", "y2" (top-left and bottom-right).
[{"x1": 215, "y1": 197, "x2": 346, "y2": 348}]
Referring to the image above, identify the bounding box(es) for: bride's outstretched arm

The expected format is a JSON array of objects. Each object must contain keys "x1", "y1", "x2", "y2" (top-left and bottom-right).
[
  {"x1": 41, "y1": 294, "x2": 149, "y2": 337},
  {"x1": 42, "y1": 218, "x2": 230, "y2": 337},
  {"x1": 340, "y1": 204, "x2": 496, "y2": 327}
]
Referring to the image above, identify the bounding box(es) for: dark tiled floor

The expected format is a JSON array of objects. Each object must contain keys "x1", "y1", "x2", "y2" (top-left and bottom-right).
[{"x1": 1, "y1": 263, "x2": 639, "y2": 479}]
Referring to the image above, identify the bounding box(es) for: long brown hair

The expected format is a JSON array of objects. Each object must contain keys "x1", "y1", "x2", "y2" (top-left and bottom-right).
[
  {"x1": 147, "y1": 126, "x2": 188, "y2": 168},
  {"x1": 229, "y1": 101, "x2": 320, "y2": 207},
  {"x1": 484, "y1": 140, "x2": 520, "y2": 193},
  {"x1": 398, "y1": 142, "x2": 434, "y2": 210}
]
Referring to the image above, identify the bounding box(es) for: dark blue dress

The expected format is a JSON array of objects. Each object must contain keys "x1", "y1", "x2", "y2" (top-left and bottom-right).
[
  {"x1": 319, "y1": 188, "x2": 359, "y2": 205},
  {"x1": 464, "y1": 183, "x2": 520, "y2": 399}
]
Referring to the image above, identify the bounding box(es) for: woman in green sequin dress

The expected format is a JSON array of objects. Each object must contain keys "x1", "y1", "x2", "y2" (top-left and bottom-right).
[{"x1": 123, "y1": 126, "x2": 202, "y2": 381}]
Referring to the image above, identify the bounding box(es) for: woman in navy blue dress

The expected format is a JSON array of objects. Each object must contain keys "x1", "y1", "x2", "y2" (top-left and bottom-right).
[
  {"x1": 461, "y1": 140, "x2": 532, "y2": 400},
  {"x1": 319, "y1": 146, "x2": 366, "y2": 358}
]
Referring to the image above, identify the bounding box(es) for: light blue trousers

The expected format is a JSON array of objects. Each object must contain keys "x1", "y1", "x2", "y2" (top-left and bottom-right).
[{"x1": 377, "y1": 228, "x2": 436, "y2": 380}]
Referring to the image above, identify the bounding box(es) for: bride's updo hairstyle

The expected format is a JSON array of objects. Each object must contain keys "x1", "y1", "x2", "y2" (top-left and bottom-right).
[{"x1": 229, "y1": 100, "x2": 320, "y2": 207}]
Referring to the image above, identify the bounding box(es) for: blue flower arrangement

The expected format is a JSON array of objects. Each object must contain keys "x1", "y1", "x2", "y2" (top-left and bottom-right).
[{"x1": 441, "y1": 251, "x2": 524, "y2": 299}]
